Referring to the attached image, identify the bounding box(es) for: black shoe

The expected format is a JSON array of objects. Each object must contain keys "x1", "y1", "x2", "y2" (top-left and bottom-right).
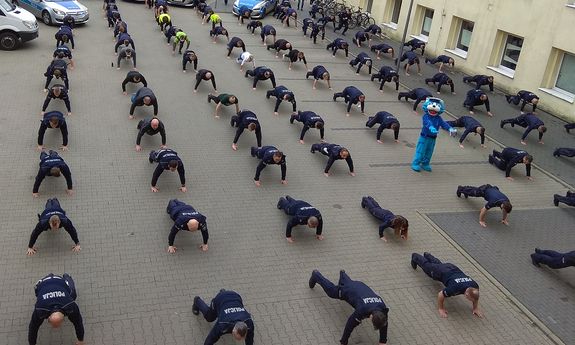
[
  {"x1": 149, "y1": 151, "x2": 155, "y2": 163},
  {"x1": 277, "y1": 197, "x2": 286, "y2": 209},
  {"x1": 488, "y1": 155, "x2": 494, "y2": 165},
  {"x1": 310, "y1": 146, "x2": 316, "y2": 154},
  {"x1": 397, "y1": 94, "x2": 402, "y2": 101},
  {"x1": 332, "y1": 95, "x2": 337, "y2": 101},
  {"x1": 250, "y1": 146, "x2": 257, "y2": 157},
  {"x1": 553, "y1": 150, "x2": 560, "y2": 157},
  {"x1": 289, "y1": 115, "x2": 295, "y2": 124},
  {"x1": 410, "y1": 255, "x2": 417, "y2": 270},
  {"x1": 244, "y1": 71, "x2": 249, "y2": 78},
  {"x1": 207, "y1": 95, "x2": 211, "y2": 103},
  {"x1": 566, "y1": 127, "x2": 571, "y2": 133},
  {"x1": 456, "y1": 187, "x2": 462, "y2": 198},
  {"x1": 192, "y1": 296, "x2": 200, "y2": 315},
  {"x1": 530, "y1": 254, "x2": 540, "y2": 267},
  {"x1": 553, "y1": 197, "x2": 559, "y2": 207},
  {"x1": 505, "y1": 95, "x2": 511, "y2": 103},
  {"x1": 535, "y1": 248, "x2": 541, "y2": 254},
  {"x1": 500, "y1": 121, "x2": 505, "y2": 129},
  {"x1": 309, "y1": 270, "x2": 317, "y2": 289}
]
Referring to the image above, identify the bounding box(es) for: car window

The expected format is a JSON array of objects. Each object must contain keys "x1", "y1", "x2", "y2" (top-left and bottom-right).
[{"x1": 0, "y1": 0, "x2": 16, "y2": 12}]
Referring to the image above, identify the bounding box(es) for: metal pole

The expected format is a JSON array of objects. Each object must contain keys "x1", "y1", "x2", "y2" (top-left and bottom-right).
[{"x1": 396, "y1": 0, "x2": 415, "y2": 72}]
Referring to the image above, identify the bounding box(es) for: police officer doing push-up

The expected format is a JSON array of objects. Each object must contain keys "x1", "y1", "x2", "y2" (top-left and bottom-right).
[
  {"x1": 488, "y1": 147, "x2": 532, "y2": 181},
  {"x1": 149, "y1": 149, "x2": 186, "y2": 193},
  {"x1": 446, "y1": 116, "x2": 486, "y2": 149},
  {"x1": 33, "y1": 150, "x2": 73, "y2": 198},
  {"x1": 361, "y1": 196, "x2": 408, "y2": 241},
  {"x1": 166, "y1": 199, "x2": 208, "y2": 253},
  {"x1": 311, "y1": 143, "x2": 354, "y2": 177},
  {"x1": 231, "y1": 110, "x2": 262, "y2": 151},
  {"x1": 28, "y1": 198, "x2": 80, "y2": 256},
  {"x1": 411, "y1": 252, "x2": 482, "y2": 318},
  {"x1": 136, "y1": 117, "x2": 166, "y2": 151},
  {"x1": 42, "y1": 84, "x2": 71, "y2": 116},
  {"x1": 121, "y1": 71, "x2": 147, "y2": 95},
  {"x1": 250, "y1": 146, "x2": 287, "y2": 186},
  {"x1": 365, "y1": 111, "x2": 400, "y2": 143},
  {"x1": 531, "y1": 248, "x2": 575, "y2": 269},
  {"x1": 37, "y1": 111, "x2": 68, "y2": 151},
  {"x1": 130, "y1": 87, "x2": 158, "y2": 119},
  {"x1": 456, "y1": 184, "x2": 512, "y2": 227},
  {"x1": 265, "y1": 85, "x2": 296, "y2": 115},
  {"x1": 277, "y1": 195, "x2": 323, "y2": 242},
  {"x1": 192, "y1": 289, "x2": 254, "y2": 344},
  {"x1": 290, "y1": 110, "x2": 325, "y2": 144},
  {"x1": 308, "y1": 270, "x2": 389, "y2": 345},
  {"x1": 29, "y1": 273, "x2": 84, "y2": 345}
]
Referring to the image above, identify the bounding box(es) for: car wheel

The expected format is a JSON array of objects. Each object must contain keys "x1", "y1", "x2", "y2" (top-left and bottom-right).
[
  {"x1": 0, "y1": 31, "x2": 19, "y2": 50},
  {"x1": 42, "y1": 11, "x2": 52, "y2": 25}
]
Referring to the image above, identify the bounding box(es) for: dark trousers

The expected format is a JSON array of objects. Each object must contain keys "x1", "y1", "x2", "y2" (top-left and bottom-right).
[
  {"x1": 361, "y1": 196, "x2": 388, "y2": 221},
  {"x1": 277, "y1": 195, "x2": 303, "y2": 215},
  {"x1": 411, "y1": 253, "x2": 455, "y2": 282},
  {"x1": 554, "y1": 192, "x2": 575, "y2": 206},
  {"x1": 45, "y1": 198, "x2": 61, "y2": 210},
  {"x1": 194, "y1": 296, "x2": 217, "y2": 322},
  {"x1": 565, "y1": 123, "x2": 575, "y2": 131},
  {"x1": 297, "y1": 0, "x2": 305, "y2": 10},
  {"x1": 166, "y1": 199, "x2": 188, "y2": 220},
  {"x1": 506, "y1": 95, "x2": 521, "y2": 106},
  {"x1": 554, "y1": 148, "x2": 575, "y2": 157},
  {"x1": 207, "y1": 94, "x2": 221, "y2": 104},
  {"x1": 310, "y1": 270, "x2": 349, "y2": 299},
  {"x1": 532, "y1": 250, "x2": 574, "y2": 269},
  {"x1": 398, "y1": 90, "x2": 417, "y2": 101},
  {"x1": 490, "y1": 150, "x2": 508, "y2": 171},
  {"x1": 251, "y1": 146, "x2": 274, "y2": 159},
  {"x1": 500, "y1": 117, "x2": 526, "y2": 128},
  {"x1": 40, "y1": 150, "x2": 59, "y2": 163},
  {"x1": 457, "y1": 184, "x2": 491, "y2": 198},
  {"x1": 311, "y1": 143, "x2": 331, "y2": 156},
  {"x1": 334, "y1": 21, "x2": 349, "y2": 35},
  {"x1": 350, "y1": 59, "x2": 372, "y2": 74},
  {"x1": 35, "y1": 273, "x2": 77, "y2": 300}
]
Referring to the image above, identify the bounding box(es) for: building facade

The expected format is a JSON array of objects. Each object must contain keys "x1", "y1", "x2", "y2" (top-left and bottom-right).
[{"x1": 348, "y1": 0, "x2": 575, "y2": 122}]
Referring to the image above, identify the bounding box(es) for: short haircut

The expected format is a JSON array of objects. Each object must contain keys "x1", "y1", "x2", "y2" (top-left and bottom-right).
[
  {"x1": 477, "y1": 126, "x2": 485, "y2": 135},
  {"x1": 539, "y1": 126, "x2": 547, "y2": 133},
  {"x1": 307, "y1": 216, "x2": 319, "y2": 228},
  {"x1": 49, "y1": 215, "x2": 61, "y2": 227},
  {"x1": 273, "y1": 151, "x2": 283, "y2": 158},
  {"x1": 168, "y1": 160, "x2": 178, "y2": 169},
  {"x1": 123, "y1": 39, "x2": 130, "y2": 45},
  {"x1": 234, "y1": 322, "x2": 248, "y2": 338},
  {"x1": 322, "y1": 72, "x2": 330, "y2": 80},
  {"x1": 61, "y1": 35, "x2": 69, "y2": 43},
  {"x1": 57, "y1": 52, "x2": 65, "y2": 59},
  {"x1": 53, "y1": 69, "x2": 62, "y2": 77},
  {"x1": 501, "y1": 201, "x2": 512, "y2": 213},
  {"x1": 371, "y1": 310, "x2": 388, "y2": 330},
  {"x1": 247, "y1": 123, "x2": 257, "y2": 131},
  {"x1": 467, "y1": 287, "x2": 480, "y2": 301},
  {"x1": 524, "y1": 155, "x2": 533, "y2": 164},
  {"x1": 315, "y1": 122, "x2": 324, "y2": 129},
  {"x1": 50, "y1": 167, "x2": 61, "y2": 177},
  {"x1": 391, "y1": 123, "x2": 400, "y2": 131},
  {"x1": 340, "y1": 149, "x2": 349, "y2": 157},
  {"x1": 49, "y1": 117, "x2": 59, "y2": 126}
]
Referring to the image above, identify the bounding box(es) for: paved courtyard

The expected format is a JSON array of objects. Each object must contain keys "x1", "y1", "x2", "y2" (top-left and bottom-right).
[{"x1": 0, "y1": 1, "x2": 572, "y2": 344}]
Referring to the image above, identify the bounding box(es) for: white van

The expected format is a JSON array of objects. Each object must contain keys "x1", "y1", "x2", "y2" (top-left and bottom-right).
[{"x1": 0, "y1": 0, "x2": 38, "y2": 50}]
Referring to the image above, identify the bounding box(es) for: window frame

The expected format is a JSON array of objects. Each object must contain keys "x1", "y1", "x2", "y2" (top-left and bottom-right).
[
  {"x1": 390, "y1": 0, "x2": 402, "y2": 25},
  {"x1": 498, "y1": 33, "x2": 524, "y2": 72},
  {"x1": 420, "y1": 7, "x2": 434, "y2": 37},
  {"x1": 456, "y1": 19, "x2": 474, "y2": 52},
  {"x1": 553, "y1": 52, "x2": 575, "y2": 96}
]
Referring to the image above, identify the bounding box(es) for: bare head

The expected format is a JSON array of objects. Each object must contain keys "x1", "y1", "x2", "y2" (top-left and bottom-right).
[
  {"x1": 229, "y1": 96, "x2": 237, "y2": 104},
  {"x1": 370, "y1": 310, "x2": 387, "y2": 330},
  {"x1": 247, "y1": 123, "x2": 257, "y2": 131},
  {"x1": 123, "y1": 39, "x2": 129, "y2": 46},
  {"x1": 339, "y1": 149, "x2": 350, "y2": 159},
  {"x1": 341, "y1": 42, "x2": 349, "y2": 49},
  {"x1": 49, "y1": 117, "x2": 60, "y2": 128},
  {"x1": 501, "y1": 201, "x2": 513, "y2": 213},
  {"x1": 358, "y1": 95, "x2": 366, "y2": 102},
  {"x1": 53, "y1": 69, "x2": 62, "y2": 77},
  {"x1": 150, "y1": 118, "x2": 160, "y2": 130},
  {"x1": 315, "y1": 122, "x2": 324, "y2": 129},
  {"x1": 285, "y1": 42, "x2": 292, "y2": 49},
  {"x1": 187, "y1": 219, "x2": 199, "y2": 231},
  {"x1": 487, "y1": 76, "x2": 494, "y2": 82},
  {"x1": 538, "y1": 125, "x2": 546, "y2": 133},
  {"x1": 50, "y1": 167, "x2": 61, "y2": 177},
  {"x1": 143, "y1": 96, "x2": 152, "y2": 105},
  {"x1": 464, "y1": 287, "x2": 480, "y2": 302},
  {"x1": 476, "y1": 126, "x2": 485, "y2": 135},
  {"x1": 232, "y1": 321, "x2": 248, "y2": 340},
  {"x1": 387, "y1": 47, "x2": 394, "y2": 54},
  {"x1": 532, "y1": 97, "x2": 539, "y2": 104},
  {"x1": 61, "y1": 35, "x2": 69, "y2": 43},
  {"x1": 49, "y1": 215, "x2": 61, "y2": 230},
  {"x1": 133, "y1": 76, "x2": 141, "y2": 83},
  {"x1": 48, "y1": 311, "x2": 65, "y2": 328},
  {"x1": 307, "y1": 216, "x2": 319, "y2": 228},
  {"x1": 236, "y1": 40, "x2": 243, "y2": 47},
  {"x1": 391, "y1": 123, "x2": 400, "y2": 131},
  {"x1": 297, "y1": 51, "x2": 304, "y2": 59},
  {"x1": 264, "y1": 71, "x2": 271, "y2": 78},
  {"x1": 205, "y1": 72, "x2": 213, "y2": 79},
  {"x1": 322, "y1": 72, "x2": 330, "y2": 80},
  {"x1": 392, "y1": 215, "x2": 408, "y2": 240},
  {"x1": 272, "y1": 151, "x2": 283, "y2": 163},
  {"x1": 479, "y1": 94, "x2": 488, "y2": 101},
  {"x1": 168, "y1": 160, "x2": 178, "y2": 171},
  {"x1": 523, "y1": 154, "x2": 533, "y2": 164}
]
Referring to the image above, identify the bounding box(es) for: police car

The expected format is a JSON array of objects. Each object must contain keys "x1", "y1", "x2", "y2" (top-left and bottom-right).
[
  {"x1": 14, "y1": 0, "x2": 89, "y2": 25},
  {"x1": 232, "y1": 0, "x2": 277, "y2": 19}
]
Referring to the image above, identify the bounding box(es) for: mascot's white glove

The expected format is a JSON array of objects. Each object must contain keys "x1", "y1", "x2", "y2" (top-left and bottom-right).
[
  {"x1": 429, "y1": 126, "x2": 439, "y2": 134},
  {"x1": 449, "y1": 128, "x2": 457, "y2": 137}
]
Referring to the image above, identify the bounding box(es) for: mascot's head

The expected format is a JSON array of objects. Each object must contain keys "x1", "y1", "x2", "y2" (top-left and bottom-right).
[{"x1": 422, "y1": 97, "x2": 445, "y2": 116}]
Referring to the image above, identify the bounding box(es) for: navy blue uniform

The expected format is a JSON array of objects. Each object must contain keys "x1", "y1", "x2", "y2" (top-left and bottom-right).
[
  {"x1": 309, "y1": 270, "x2": 389, "y2": 345},
  {"x1": 463, "y1": 89, "x2": 490, "y2": 112},
  {"x1": 136, "y1": 118, "x2": 166, "y2": 146},
  {"x1": 371, "y1": 66, "x2": 399, "y2": 91},
  {"x1": 309, "y1": 22, "x2": 325, "y2": 43},
  {"x1": 277, "y1": 196, "x2": 323, "y2": 238},
  {"x1": 227, "y1": 37, "x2": 246, "y2": 56},
  {"x1": 246, "y1": 20, "x2": 262, "y2": 34},
  {"x1": 302, "y1": 18, "x2": 314, "y2": 35},
  {"x1": 33, "y1": 150, "x2": 73, "y2": 194},
  {"x1": 210, "y1": 26, "x2": 228, "y2": 40},
  {"x1": 265, "y1": 86, "x2": 296, "y2": 112},
  {"x1": 55, "y1": 26, "x2": 74, "y2": 49},
  {"x1": 565, "y1": 122, "x2": 575, "y2": 133},
  {"x1": 290, "y1": 111, "x2": 325, "y2": 141},
  {"x1": 352, "y1": 31, "x2": 370, "y2": 46},
  {"x1": 193, "y1": 290, "x2": 254, "y2": 345},
  {"x1": 283, "y1": 7, "x2": 297, "y2": 27},
  {"x1": 398, "y1": 88, "x2": 432, "y2": 111},
  {"x1": 306, "y1": 65, "x2": 329, "y2": 81},
  {"x1": 130, "y1": 87, "x2": 158, "y2": 116},
  {"x1": 182, "y1": 50, "x2": 198, "y2": 71},
  {"x1": 311, "y1": 143, "x2": 354, "y2": 174},
  {"x1": 251, "y1": 146, "x2": 286, "y2": 181},
  {"x1": 113, "y1": 20, "x2": 127, "y2": 39},
  {"x1": 553, "y1": 147, "x2": 575, "y2": 158},
  {"x1": 115, "y1": 33, "x2": 135, "y2": 53},
  {"x1": 165, "y1": 26, "x2": 180, "y2": 44},
  {"x1": 42, "y1": 85, "x2": 71, "y2": 112},
  {"x1": 463, "y1": 74, "x2": 494, "y2": 92},
  {"x1": 326, "y1": 38, "x2": 349, "y2": 57},
  {"x1": 166, "y1": 199, "x2": 208, "y2": 246},
  {"x1": 365, "y1": 111, "x2": 400, "y2": 141},
  {"x1": 245, "y1": 66, "x2": 276, "y2": 89},
  {"x1": 121, "y1": 71, "x2": 147, "y2": 92},
  {"x1": 38, "y1": 111, "x2": 68, "y2": 147},
  {"x1": 554, "y1": 191, "x2": 575, "y2": 207},
  {"x1": 266, "y1": 39, "x2": 292, "y2": 54},
  {"x1": 425, "y1": 55, "x2": 453, "y2": 67},
  {"x1": 317, "y1": 15, "x2": 335, "y2": 30},
  {"x1": 334, "y1": 10, "x2": 350, "y2": 34},
  {"x1": 333, "y1": 86, "x2": 365, "y2": 113},
  {"x1": 411, "y1": 253, "x2": 479, "y2": 297},
  {"x1": 362, "y1": 196, "x2": 398, "y2": 238},
  {"x1": 398, "y1": 50, "x2": 419, "y2": 65},
  {"x1": 447, "y1": 116, "x2": 484, "y2": 145},
  {"x1": 309, "y1": 2, "x2": 322, "y2": 18},
  {"x1": 349, "y1": 52, "x2": 372, "y2": 74},
  {"x1": 501, "y1": 113, "x2": 545, "y2": 141},
  {"x1": 149, "y1": 149, "x2": 186, "y2": 188},
  {"x1": 425, "y1": 72, "x2": 454, "y2": 93},
  {"x1": 366, "y1": 24, "x2": 382, "y2": 35},
  {"x1": 29, "y1": 198, "x2": 79, "y2": 249},
  {"x1": 29, "y1": 274, "x2": 83, "y2": 345},
  {"x1": 44, "y1": 59, "x2": 69, "y2": 90},
  {"x1": 53, "y1": 45, "x2": 72, "y2": 60},
  {"x1": 457, "y1": 184, "x2": 510, "y2": 210},
  {"x1": 284, "y1": 49, "x2": 307, "y2": 67},
  {"x1": 231, "y1": 110, "x2": 262, "y2": 146},
  {"x1": 260, "y1": 25, "x2": 276, "y2": 42},
  {"x1": 490, "y1": 148, "x2": 531, "y2": 177},
  {"x1": 532, "y1": 249, "x2": 575, "y2": 268},
  {"x1": 506, "y1": 90, "x2": 539, "y2": 112},
  {"x1": 403, "y1": 38, "x2": 425, "y2": 54},
  {"x1": 370, "y1": 43, "x2": 394, "y2": 59}
]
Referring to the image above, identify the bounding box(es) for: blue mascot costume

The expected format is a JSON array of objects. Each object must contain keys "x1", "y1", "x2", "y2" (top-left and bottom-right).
[{"x1": 411, "y1": 97, "x2": 456, "y2": 172}]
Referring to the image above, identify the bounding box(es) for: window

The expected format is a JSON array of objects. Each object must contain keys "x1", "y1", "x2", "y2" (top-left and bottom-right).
[
  {"x1": 391, "y1": 0, "x2": 402, "y2": 24},
  {"x1": 421, "y1": 8, "x2": 434, "y2": 37},
  {"x1": 456, "y1": 20, "x2": 474, "y2": 52},
  {"x1": 500, "y1": 34, "x2": 523, "y2": 71},
  {"x1": 555, "y1": 53, "x2": 575, "y2": 94}
]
